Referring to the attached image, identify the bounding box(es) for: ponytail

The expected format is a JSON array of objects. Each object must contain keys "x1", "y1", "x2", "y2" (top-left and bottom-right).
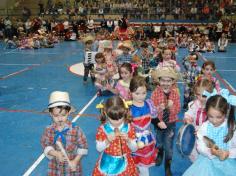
[{"x1": 224, "y1": 105, "x2": 235, "y2": 143}]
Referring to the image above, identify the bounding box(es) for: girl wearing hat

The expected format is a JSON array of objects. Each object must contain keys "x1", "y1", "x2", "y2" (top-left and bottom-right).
[
  {"x1": 151, "y1": 67, "x2": 181, "y2": 176},
  {"x1": 41, "y1": 91, "x2": 88, "y2": 175}
]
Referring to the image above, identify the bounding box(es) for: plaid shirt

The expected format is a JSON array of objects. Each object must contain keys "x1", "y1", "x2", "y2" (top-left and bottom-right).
[
  {"x1": 151, "y1": 85, "x2": 180, "y2": 123},
  {"x1": 140, "y1": 54, "x2": 151, "y2": 72},
  {"x1": 41, "y1": 121, "x2": 88, "y2": 176},
  {"x1": 116, "y1": 53, "x2": 133, "y2": 65},
  {"x1": 182, "y1": 59, "x2": 201, "y2": 84}
]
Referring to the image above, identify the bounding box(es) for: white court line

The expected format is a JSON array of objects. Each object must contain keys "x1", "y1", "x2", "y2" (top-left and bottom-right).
[
  {"x1": 22, "y1": 93, "x2": 98, "y2": 176},
  {"x1": 224, "y1": 79, "x2": 236, "y2": 92},
  {"x1": 0, "y1": 63, "x2": 40, "y2": 66}
]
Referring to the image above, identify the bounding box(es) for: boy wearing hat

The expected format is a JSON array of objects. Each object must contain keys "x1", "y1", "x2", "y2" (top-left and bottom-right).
[
  {"x1": 41, "y1": 91, "x2": 88, "y2": 175},
  {"x1": 116, "y1": 41, "x2": 134, "y2": 66},
  {"x1": 151, "y1": 67, "x2": 180, "y2": 176}
]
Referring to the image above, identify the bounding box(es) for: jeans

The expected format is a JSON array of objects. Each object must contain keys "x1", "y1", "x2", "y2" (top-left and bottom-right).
[
  {"x1": 83, "y1": 63, "x2": 94, "y2": 82},
  {"x1": 155, "y1": 122, "x2": 176, "y2": 160}
]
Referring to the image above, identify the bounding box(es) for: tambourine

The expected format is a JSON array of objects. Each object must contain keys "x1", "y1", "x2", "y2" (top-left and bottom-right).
[{"x1": 176, "y1": 124, "x2": 196, "y2": 156}]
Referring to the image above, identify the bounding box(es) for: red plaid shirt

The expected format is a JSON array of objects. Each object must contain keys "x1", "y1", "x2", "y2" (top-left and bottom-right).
[
  {"x1": 41, "y1": 121, "x2": 88, "y2": 176},
  {"x1": 151, "y1": 85, "x2": 181, "y2": 123}
]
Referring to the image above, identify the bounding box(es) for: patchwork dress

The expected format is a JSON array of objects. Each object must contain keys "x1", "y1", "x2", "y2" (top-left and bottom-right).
[{"x1": 130, "y1": 100, "x2": 158, "y2": 167}]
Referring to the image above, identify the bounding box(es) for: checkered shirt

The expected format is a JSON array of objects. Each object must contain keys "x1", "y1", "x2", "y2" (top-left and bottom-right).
[
  {"x1": 41, "y1": 121, "x2": 88, "y2": 176},
  {"x1": 151, "y1": 85, "x2": 181, "y2": 123}
]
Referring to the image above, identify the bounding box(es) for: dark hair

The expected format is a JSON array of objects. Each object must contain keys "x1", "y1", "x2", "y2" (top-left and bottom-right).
[
  {"x1": 205, "y1": 95, "x2": 235, "y2": 143},
  {"x1": 95, "y1": 52, "x2": 105, "y2": 63},
  {"x1": 129, "y1": 76, "x2": 147, "y2": 93},
  {"x1": 140, "y1": 42, "x2": 148, "y2": 48},
  {"x1": 118, "y1": 18, "x2": 127, "y2": 29},
  {"x1": 49, "y1": 106, "x2": 71, "y2": 113},
  {"x1": 202, "y1": 60, "x2": 216, "y2": 70},
  {"x1": 119, "y1": 62, "x2": 132, "y2": 74},
  {"x1": 100, "y1": 96, "x2": 129, "y2": 122},
  {"x1": 189, "y1": 52, "x2": 198, "y2": 60},
  {"x1": 194, "y1": 78, "x2": 214, "y2": 94}
]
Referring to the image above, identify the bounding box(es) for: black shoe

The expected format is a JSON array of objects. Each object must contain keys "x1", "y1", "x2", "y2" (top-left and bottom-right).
[
  {"x1": 165, "y1": 159, "x2": 172, "y2": 176},
  {"x1": 182, "y1": 103, "x2": 188, "y2": 111},
  {"x1": 155, "y1": 147, "x2": 163, "y2": 166}
]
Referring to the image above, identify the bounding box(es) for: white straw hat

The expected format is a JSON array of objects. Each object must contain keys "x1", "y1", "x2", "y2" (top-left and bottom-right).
[{"x1": 46, "y1": 91, "x2": 76, "y2": 112}]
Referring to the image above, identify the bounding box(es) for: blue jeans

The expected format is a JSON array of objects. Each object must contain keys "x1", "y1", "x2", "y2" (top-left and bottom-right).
[{"x1": 155, "y1": 122, "x2": 176, "y2": 160}]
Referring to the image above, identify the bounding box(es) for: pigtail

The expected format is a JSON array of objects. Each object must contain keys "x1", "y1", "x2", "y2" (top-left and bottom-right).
[
  {"x1": 224, "y1": 105, "x2": 235, "y2": 143},
  {"x1": 99, "y1": 108, "x2": 107, "y2": 124},
  {"x1": 125, "y1": 109, "x2": 133, "y2": 123}
]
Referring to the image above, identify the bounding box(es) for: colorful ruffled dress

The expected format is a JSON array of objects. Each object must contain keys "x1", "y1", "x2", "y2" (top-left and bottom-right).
[
  {"x1": 92, "y1": 122, "x2": 138, "y2": 176},
  {"x1": 130, "y1": 99, "x2": 158, "y2": 167}
]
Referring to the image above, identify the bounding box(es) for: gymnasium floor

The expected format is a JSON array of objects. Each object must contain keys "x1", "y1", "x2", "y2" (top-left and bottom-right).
[{"x1": 0, "y1": 40, "x2": 235, "y2": 176}]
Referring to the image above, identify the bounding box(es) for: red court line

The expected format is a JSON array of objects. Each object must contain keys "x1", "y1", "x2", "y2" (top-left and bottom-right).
[
  {"x1": 0, "y1": 66, "x2": 37, "y2": 80},
  {"x1": 0, "y1": 107, "x2": 100, "y2": 118},
  {"x1": 198, "y1": 53, "x2": 236, "y2": 95}
]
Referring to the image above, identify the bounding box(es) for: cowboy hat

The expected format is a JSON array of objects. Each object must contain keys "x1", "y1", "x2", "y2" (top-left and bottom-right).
[
  {"x1": 117, "y1": 40, "x2": 133, "y2": 51},
  {"x1": 82, "y1": 35, "x2": 95, "y2": 43},
  {"x1": 151, "y1": 67, "x2": 179, "y2": 81}
]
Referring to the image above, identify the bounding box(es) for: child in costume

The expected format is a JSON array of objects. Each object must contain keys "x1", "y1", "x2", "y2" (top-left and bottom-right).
[
  {"x1": 92, "y1": 96, "x2": 138, "y2": 176},
  {"x1": 184, "y1": 78, "x2": 214, "y2": 161},
  {"x1": 41, "y1": 91, "x2": 88, "y2": 175},
  {"x1": 167, "y1": 37, "x2": 178, "y2": 60},
  {"x1": 92, "y1": 53, "x2": 107, "y2": 95},
  {"x1": 157, "y1": 47, "x2": 180, "y2": 72},
  {"x1": 107, "y1": 63, "x2": 133, "y2": 100},
  {"x1": 197, "y1": 60, "x2": 221, "y2": 92},
  {"x1": 116, "y1": 41, "x2": 134, "y2": 66},
  {"x1": 151, "y1": 67, "x2": 181, "y2": 176},
  {"x1": 182, "y1": 52, "x2": 201, "y2": 110},
  {"x1": 83, "y1": 35, "x2": 96, "y2": 84},
  {"x1": 183, "y1": 95, "x2": 236, "y2": 176},
  {"x1": 129, "y1": 76, "x2": 158, "y2": 176},
  {"x1": 218, "y1": 33, "x2": 228, "y2": 52}
]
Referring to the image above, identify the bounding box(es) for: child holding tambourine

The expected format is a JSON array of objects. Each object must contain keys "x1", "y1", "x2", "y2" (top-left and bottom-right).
[
  {"x1": 184, "y1": 78, "x2": 214, "y2": 161},
  {"x1": 183, "y1": 94, "x2": 236, "y2": 176}
]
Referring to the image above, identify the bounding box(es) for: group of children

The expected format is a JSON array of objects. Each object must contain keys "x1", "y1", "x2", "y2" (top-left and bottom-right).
[
  {"x1": 5, "y1": 30, "x2": 59, "y2": 49},
  {"x1": 40, "y1": 30, "x2": 236, "y2": 176}
]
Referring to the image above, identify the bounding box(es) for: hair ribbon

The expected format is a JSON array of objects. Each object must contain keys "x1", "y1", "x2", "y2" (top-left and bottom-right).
[{"x1": 203, "y1": 88, "x2": 236, "y2": 106}]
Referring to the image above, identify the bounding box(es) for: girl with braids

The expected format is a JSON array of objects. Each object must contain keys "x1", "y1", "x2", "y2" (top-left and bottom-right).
[
  {"x1": 92, "y1": 96, "x2": 138, "y2": 176},
  {"x1": 183, "y1": 95, "x2": 236, "y2": 176}
]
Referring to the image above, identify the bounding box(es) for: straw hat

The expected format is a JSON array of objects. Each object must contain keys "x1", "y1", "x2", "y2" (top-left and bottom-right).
[
  {"x1": 101, "y1": 40, "x2": 113, "y2": 49},
  {"x1": 151, "y1": 67, "x2": 179, "y2": 81},
  {"x1": 117, "y1": 40, "x2": 133, "y2": 51},
  {"x1": 45, "y1": 91, "x2": 76, "y2": 112},
  {"x1": 82, "y1": 35, "x2": 94, "y2": 43}
]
